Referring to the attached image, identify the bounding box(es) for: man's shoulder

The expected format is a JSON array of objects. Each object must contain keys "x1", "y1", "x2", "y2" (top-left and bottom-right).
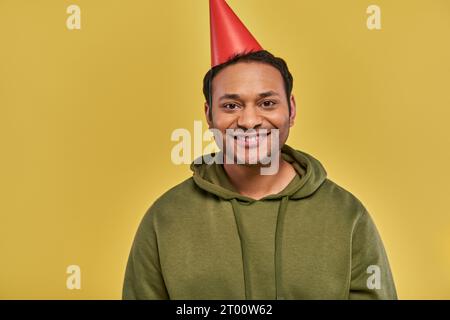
[
  {"x1": 152, "y1": 177, "x2": 200, "y2": 206},
  {"x1": 314, "y1": 178, "x2": 368, "y2": 221},
  {"x1": 142, "y1": 177, "x2": 206, "y2": 220},
  {"x1": 321, "y1": 178, "x2": 365, "y2": 203}
]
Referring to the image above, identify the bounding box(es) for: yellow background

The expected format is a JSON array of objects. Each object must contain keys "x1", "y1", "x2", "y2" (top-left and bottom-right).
[{"x1": 1, "y1": 0, "x2": 449, "y2": 299}]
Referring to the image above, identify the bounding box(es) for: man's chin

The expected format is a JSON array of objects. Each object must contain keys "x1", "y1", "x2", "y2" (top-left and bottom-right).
[
  {"x1": 221, "y1": 148, "x2": 281, "y2": 175},
  {"x1": 232, "y1": 152, "x2": 275, "y2": 166}
]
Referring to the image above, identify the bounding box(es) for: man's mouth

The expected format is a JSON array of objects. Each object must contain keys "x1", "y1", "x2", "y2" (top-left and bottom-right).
[{"x1": 229, "y1": 131, "x2": 272, "y2": 148}]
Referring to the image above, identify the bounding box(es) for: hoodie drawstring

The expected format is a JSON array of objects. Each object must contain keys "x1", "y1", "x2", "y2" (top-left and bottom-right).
[
  {"x1": 275, "y1": 196, "x2": 289, "y2": 299},
  {"x1": 230, "y1": 198, "x2": 249, "y2": 299},
  {"x1": 230, "y1": 196, "x2": 290, "y2": 300}
]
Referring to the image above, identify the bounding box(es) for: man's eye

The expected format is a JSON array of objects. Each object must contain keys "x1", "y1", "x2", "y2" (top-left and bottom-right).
[
  {"x1": 261, "y1": 100, "x2": 276, "y2": 108},
  {"x1": 224, "y1": 103, "x2": 239, "y2": 110}
]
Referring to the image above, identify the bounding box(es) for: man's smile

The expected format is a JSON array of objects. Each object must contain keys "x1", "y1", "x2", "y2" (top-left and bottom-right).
[{"x1": 227, "y1": 130, "x2": 273, "y2": 148}]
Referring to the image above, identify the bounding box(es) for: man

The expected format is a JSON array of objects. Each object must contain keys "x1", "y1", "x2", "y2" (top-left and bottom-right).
[{"x1": 122, "y1": 0, "x2": 397, "y2": 299}]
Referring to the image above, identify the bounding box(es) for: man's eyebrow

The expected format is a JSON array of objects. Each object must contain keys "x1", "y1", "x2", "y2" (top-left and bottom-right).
[
  {"x1": 218, "y1": 91, "x2": 280, "y2": 101},
  {"x1": 219, "y1": 93, "x2": 241, "y2": 101},
  {"x1": 258, "y1": 91, "x2": 280, "y2": 98}
]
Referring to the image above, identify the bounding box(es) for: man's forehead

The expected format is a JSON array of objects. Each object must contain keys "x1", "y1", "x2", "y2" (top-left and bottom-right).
[{"x1": 212, "y1": 62, "x2": 285, "y2": 97}]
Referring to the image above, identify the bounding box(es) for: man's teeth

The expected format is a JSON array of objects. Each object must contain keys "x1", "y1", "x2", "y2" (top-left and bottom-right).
[{"x1": 233, "y1": 135, "x2": 267, "y2": 145}]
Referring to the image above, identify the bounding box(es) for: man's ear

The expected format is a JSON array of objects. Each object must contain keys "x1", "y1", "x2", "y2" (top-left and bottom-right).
[
  {"x1": 204, "y1": 102, "x2": 213, "y2": 128},
  {"x1": 289, "y1": 95, "x2": 297, "y2": 127}
]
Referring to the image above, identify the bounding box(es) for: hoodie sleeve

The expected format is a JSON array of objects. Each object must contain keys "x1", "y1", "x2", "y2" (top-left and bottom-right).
[
  {"x1": 122, "y1": 208, "x2": 169, "y2": 300},
  {"x1": 348, "y1": 209, "x2": 398, "y2": 300}
]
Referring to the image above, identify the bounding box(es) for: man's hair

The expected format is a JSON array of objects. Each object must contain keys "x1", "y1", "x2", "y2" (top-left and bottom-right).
[{"x1": 203, "y1": 50, "x2": 294, "y2": 120}]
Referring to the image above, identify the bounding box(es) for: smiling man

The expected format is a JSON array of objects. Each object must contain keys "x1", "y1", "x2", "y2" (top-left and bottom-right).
[{"x1": 122, "y1": 0, "x2": 397, "y2": 300}]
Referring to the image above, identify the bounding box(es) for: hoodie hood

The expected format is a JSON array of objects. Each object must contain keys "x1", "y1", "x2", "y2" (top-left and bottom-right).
[{"x1": 190, "y1": 144, "x2": 327, "y2": 203}]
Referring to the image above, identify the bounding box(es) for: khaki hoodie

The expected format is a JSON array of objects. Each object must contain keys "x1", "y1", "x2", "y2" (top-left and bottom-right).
[{"x1": 123, "y1": 144, "x2": 397, "y2": 299}]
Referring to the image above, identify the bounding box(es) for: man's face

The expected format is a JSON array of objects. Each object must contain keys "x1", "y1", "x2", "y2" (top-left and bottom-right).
[{"x1": 205, "y1": 62, "x2": 296, "y2": 165}]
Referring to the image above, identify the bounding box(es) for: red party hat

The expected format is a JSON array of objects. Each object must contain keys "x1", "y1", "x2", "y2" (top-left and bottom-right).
[{"x1": 209, "y1": 0, "x2": 263, "y2": 67}]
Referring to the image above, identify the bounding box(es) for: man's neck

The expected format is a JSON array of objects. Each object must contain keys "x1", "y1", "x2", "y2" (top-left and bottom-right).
[{"x1": 223, "y1": 156, "x2": 297, "y2": 200}]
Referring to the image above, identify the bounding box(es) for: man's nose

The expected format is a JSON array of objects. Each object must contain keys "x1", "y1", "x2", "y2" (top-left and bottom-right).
[{"x1": 237, "y1": 106, "x2": 262, "y2": 129}]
